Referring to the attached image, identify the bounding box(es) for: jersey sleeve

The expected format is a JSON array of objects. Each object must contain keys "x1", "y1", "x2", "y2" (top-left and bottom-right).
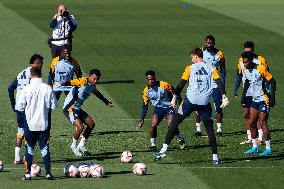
[
  {"x1": 258, "y1": 56, "x2": 268, "y2": 69},
  {"x1": 212, "y1": 67, "x2": 220, "y2": 80},
  {"x1": 181, "y1": 66, "x2": 190, "y2": 80},
  {"x1": 257, "y1": 65, "x2": 272, "y2": 81},
  {"x1": 160, "y1": 81, "x2": 174, "y2": 94},
  {"x1": 142, "y1": 86, "x2": 149, "y2": 105},
  {"x1": 70, "y1": 77, "x2": 88, "y2": 87}
]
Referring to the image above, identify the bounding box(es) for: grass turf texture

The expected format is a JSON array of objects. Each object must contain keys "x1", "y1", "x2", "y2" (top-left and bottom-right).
[{"x1": 0, "y1": 0, "x2": 283, "y2": 188}]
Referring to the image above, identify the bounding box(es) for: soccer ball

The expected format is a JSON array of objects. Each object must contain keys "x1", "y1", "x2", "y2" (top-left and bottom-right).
[
  {"x1": 0, "y1": 161, "x2": 3, "y2": 171},
  {"x1": 133, "y1": 163, "x2": 147, "y2": 176},
  {"x1": 121, "y1": 151, "x2": 133, "y2": 163},
  {"x1": 89, "y1": 164, "x2": 105, "y2": 178},
  {"x1": 78, "y1": 164, "x2": 90, "y2": 178},
  {"x1": 31, "y1": 163, "x2": 41, "y2": 177},
  {"x1": 64, "y1": 164, "x2": 79, "y2": 178}
]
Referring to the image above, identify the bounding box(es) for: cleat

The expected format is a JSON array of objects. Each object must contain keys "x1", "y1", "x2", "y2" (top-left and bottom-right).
[
  {"x1": 70, "y1": 145, "x2": 82, "y2": 157},
  {"x1": 78, "y1": 146, "x2": 91, "y2": 155},
  {"x1": 193, "y1": 131, "x2": 202, "y2": 137},
  {"x1": 177, "y1": 137, "x2": 186, "y2": 149},
  {"x1": 46, "y1": 174, "x2": 55, "y2": 180},
  {"x1": 217, "y1": 132, "x2": 222, "y2": 140},
  {"x1": 14, "y1": 160, "x2": 24, "y2": 165},
  {"x1": 212, "y1": 160, "x2": 222, "y2": 165},
  {"x1": 259, "y1": 149, "x2": 272, "y2": 156},
  {"x1": 153, "y1": 151, "x2": 167, "y2": 161},
  {"x1": 147, "y1": 146, "x2": 157, "y2": 152},
  {"x1": 240, "y1": 139, "x2": 252, "y2": 145},
  {"x1": 244, "y1": 147, "x2": 259, "y2": 154},
  {"x1": 22, "y1": 174, "x2": 31, "y2": 181},
  {"x1": 257, "y1": 140, "x2": 263, "y2": 145}
]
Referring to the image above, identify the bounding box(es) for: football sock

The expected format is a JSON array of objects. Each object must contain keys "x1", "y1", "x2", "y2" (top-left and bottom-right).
[
  {"x1": 40, "y1": 145, "x2": 51, "y2": 175},
  {"x1": 258, "y1": 129, "x2": 263, "y2": 141},
  {"x1": 165, "y1": 113, "x2": 185, "y2": 145},
  {"x1": 71, "y1": 138, "x2": 78, "y2": 148},
  {"x1": 212, "y1": 154, "x2": 218, "y2": 161},
  {"x1": 15, "y1": 147, "x2": 21, "y2": 161},
  {"x1": 204, "y1": 119, "x2": 217, "y2": 154},
  {"x1": 83, "y1": 125, "x2": 94, "y2": 139},
  {"x1": 265, "y1": 140, "x2": 271, "y2": 150},
  {"x1": 247, "y1": 130, "x2": 252, "y2": 140},
  {"x1": 25, "y1": 145, "x2": 33, "y2": 174},
  {"x1": 217, "y1": 123, "x2": 222, "y2": 133},
  {"x1": 160, "y1": 144, "x2": 168, "y2": 153},
  {"x1": 78, "y1": 136, "x2": 86, "y2": 148},
  {"x1": 150, "y1": 138, "x2": 156, "y2": 146},
  {"x1": 196, "y1": 122, "x2": 201, "y2": 132},
  {"x1": 252, "y1": 139, "x2": 258, "y2": 148}
]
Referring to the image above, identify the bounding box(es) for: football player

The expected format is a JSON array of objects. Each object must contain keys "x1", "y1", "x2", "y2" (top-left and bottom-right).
[
  {"x1": 62, "y1": 69, "x2": 113, "y2": 156},
  {"x1": 138, "y1": 70, "x2": 185, "y2": 151},
  {"x1": 241, "y1": 52, "x2": 276, "y2": 156},
  {"x1": 194, "y1": 35, "x2": 226, "y2": 139},
  {"x1": 48, "y1": 48, "x2": 82, "y2": 100},
  {"x1": 8, "y1": 54, "x2": 43, "y2": 165},
  {"x1": 234, "y1": 41, "x2": 269, "y2": 145}
]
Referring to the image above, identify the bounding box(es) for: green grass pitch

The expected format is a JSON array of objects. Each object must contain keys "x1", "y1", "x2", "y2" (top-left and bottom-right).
[{"x1": 0, "y1": 0, "x2": 283, "y2": 188}]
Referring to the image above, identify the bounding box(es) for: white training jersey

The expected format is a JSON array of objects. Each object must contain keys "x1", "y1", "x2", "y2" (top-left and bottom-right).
[
  {"x1": 17, "y1": 78, "x2": 58, "y2": 131},
  {"x1": 181, "y1": 62, "x2": 220, "y2": 105}
]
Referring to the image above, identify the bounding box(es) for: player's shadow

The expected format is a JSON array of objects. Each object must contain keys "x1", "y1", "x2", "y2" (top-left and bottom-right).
[
  {"x1": 97, "y1": 80, "x2": 135, "y2": 84},
  {"x1": 222, "y1": 152, "x2": 284, "y2": 163},
  {"x1": 96, "y1": 130, "x2": 142, "y2": 136},
  {"x1": 271, "y1": 139, "x2": 284, "y2": 144},
  {"x1": 220, "y1": 131, "x2": 245, "y2": 136},
  {"x1": 270, "y1": 128, "x2": 284, "y2": 133},
  {"x1": 187, "y1": 144, "x2": 226, "y2": 150}
]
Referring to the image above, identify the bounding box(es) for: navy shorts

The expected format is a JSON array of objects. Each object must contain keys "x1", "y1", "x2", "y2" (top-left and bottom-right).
[
  {"x1": 212, "y1": 88, "x2": 222, "y2": 113},
  {"x1": 178, "y1": 97, "x2": 212, "y2": 121},
  {"x1": 16, "y1": 111, "x2": 25, "y2": 128},
  {"x1": 64, "y1": 108, "x2": 89, "y2": 123},
  {"x1": 153, "y1": 106, "x2": 174, "y2": 118},
  {"x1": 24, "y1": 129, "x2": 50, "y2": 149},
  {"x1": 242, "y1": 96, "x2": 253, "y2": 109},
  {"x1": 251, "y1": 101, "x2": 269, "y2": 113}
]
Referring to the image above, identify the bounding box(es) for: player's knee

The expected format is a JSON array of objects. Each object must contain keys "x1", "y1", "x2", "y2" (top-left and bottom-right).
[
  {"x1": 40, "y1": 145, "x2": 49, "y2": 157},
  {"x1": 88, "y1": 123, "x2": 95, "y2": 129}
]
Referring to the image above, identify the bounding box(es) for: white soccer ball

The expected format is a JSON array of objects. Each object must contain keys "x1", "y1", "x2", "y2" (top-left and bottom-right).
[
  {"x1": 31, "y1": 163, "x2": 41, "y2": 177},
  {"x1": 89, "y1": 164, "x2": 105, "y2": 178},
  {"x1": 64, "y1": 164, "x2": 79, "y2": 178},
  {"x1": 133, "y1": 163, "x2": 147, "y2": 176},
  {"x1": 121, "y1": 151, "x2": 133, "y2": 163},
  {"x1": 0, "y1": 161, "x2": 3, "y2": 171},
  {"x1": 78, "y1": 164, "x2": 90, "y2": 178}
]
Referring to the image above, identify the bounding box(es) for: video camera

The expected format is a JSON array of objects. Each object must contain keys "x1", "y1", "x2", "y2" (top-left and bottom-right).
[{"x1": 62, "y1": 10, "x2": 70, "y2": 18}]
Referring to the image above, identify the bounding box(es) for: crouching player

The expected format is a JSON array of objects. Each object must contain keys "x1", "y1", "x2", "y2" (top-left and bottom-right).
[
  {"x1": 153, "y1": 48, "x2": 229, "y2": 164},
  {"x1": 138, "y1": 70, "x2": 185, "y2": 151},
  {"x1": 241, "y1": 52, "x2": 276, "y2": 156},
  {"x1": 62, "y1": 69, "x2": 113, "y2": 156}
]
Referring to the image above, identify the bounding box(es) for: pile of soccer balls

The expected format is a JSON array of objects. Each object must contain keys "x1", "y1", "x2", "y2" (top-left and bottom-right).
[
  {"x1": 64, "y1": 162, "x2": 105, "y2": 178},
  {"x1": 64, "y1": 151, "x2": 147, "y2": 178}
]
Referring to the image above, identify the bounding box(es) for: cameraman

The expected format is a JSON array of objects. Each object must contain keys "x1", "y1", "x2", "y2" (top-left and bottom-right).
[{"x1": 49, "y1": 4, "x2": 77, "y2": 58}]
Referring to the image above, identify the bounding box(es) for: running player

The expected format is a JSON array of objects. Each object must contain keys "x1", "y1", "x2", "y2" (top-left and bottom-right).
[
  {"x1": 194, "y1": 35, "x2": 226, "y2": 139},
  {"x1": 241, "y1": 52, "x2": 276, "y2": 156},
  {"x1": 62, "y1": 69, "x2": 113, "y2": 156},
  {"x1": 48, "y1": 48, "x2": 82, "y2": 100},
  {"x1": 138, "y1": 70, "x2": 185, "y2": 151},
  {"x1": 8, "y1": 54, "x2": 43, "y2": 165},
  {"x1": 234, "y1": 41, "x2": 269, "y2": 145},
  {"x1": 153, "y1": 48, "x2": 229, "y2": 164}
]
